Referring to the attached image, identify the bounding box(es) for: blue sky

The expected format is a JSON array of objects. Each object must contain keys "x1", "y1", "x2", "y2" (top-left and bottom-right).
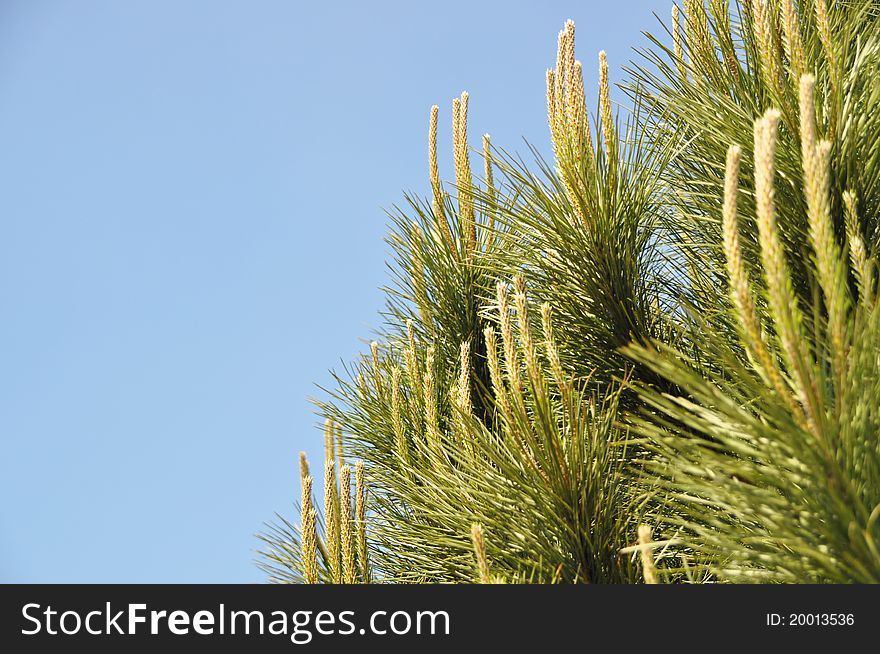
[{"x1": 0, "y1": 0, "x2": 668, "y2": 582}]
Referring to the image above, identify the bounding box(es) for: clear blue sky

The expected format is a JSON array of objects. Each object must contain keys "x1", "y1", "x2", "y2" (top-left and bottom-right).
[{"x1": 0, "y1": 0, "x2": 668, "y2": 582}]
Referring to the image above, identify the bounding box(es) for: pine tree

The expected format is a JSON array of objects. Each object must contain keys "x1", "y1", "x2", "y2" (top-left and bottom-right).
[{"x1": 260, "y1": 0, "x2": 880, "y2": 584}]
